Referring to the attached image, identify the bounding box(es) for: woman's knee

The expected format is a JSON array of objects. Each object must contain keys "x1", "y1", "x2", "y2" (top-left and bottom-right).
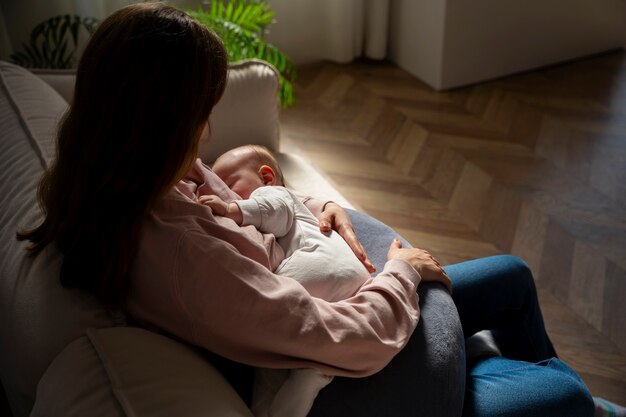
[
  {"x1": 447, "y1": 255, "x2": 537, "y2": 307},
  {"x1": 494, "y1": 255, "x2": 532, "y2": 278},
  {"x1": 446, "y1": 254, "x2": 533, "y2": 283},
  {"x1": 489, "y1": 255, "x2": 536, "y2": 292},
  {"x1": 464, "y1": 357, "x2": 594, "y2": 417},
  {"x1": 542, "y1": 358, "x2": 595, "y2": 416}
]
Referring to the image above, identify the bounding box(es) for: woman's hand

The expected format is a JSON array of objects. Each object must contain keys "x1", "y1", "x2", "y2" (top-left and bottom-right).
[
  {"x1": 387, "y1": 239, "x2": 452, "y2": 293},
  {"x1": 319, "y1": 202, "x2": 376, "y2": 273}
]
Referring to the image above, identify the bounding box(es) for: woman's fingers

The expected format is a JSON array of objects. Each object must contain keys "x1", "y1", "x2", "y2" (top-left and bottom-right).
[
  {"x1": 320, "y1": 203, "x2": 376, "y2": 273},
  {"x1": 341, "y1": 225, "x2": 376, "y2": 273},
  {"x1": 387, "y1": 244, "x2": 452, "y2": 293},
  {"x1": 356, "y1": 243, "x2": 376, "y2": 273},
  {"x1": 386, "y1": 238, "x2": 402, "y2": 258}
]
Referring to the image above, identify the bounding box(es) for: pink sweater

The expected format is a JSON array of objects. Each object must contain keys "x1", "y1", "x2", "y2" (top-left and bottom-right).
[{"x1": 126, "y1": 159, "x2": 421, "y2": 377}]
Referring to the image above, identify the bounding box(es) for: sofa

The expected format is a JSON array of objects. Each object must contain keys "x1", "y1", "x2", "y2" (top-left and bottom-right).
[{"x1": 0, "y1": 59, "x2": 465, "y2": 416}]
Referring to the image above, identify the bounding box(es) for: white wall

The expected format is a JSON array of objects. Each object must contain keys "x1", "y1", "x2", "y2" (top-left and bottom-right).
[
  {"x1": 266, "y1": 0, "x2": 390, "y2": 64},
  {"x1": 389, "y1": 0, "x2": 626, "y2": 90},
  {"x1": 264, "y1": 0, "x2": 328, "y2": 64},
  {"x1": 388, "y1": 0, "x2": 447, "y2": 89},
  {"x1": 441, "y1": 0, "x2": 626, "y2": 89},
  {"x1": 267, "y1": 0, "x2": 372, "y2": 64}
]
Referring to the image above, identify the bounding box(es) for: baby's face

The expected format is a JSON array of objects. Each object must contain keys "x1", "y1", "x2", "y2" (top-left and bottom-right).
[{"x1": 212, "y1": 152, "x2": 264, "y2": 199}]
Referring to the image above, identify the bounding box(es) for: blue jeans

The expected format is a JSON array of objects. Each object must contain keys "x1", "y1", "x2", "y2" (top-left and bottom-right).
[
  {"x1": 445, "y1": 255, "x2": 594, "y2": 417},
  {"x1": 464, "y1": 356, "x2": 593, "y2": 417}
]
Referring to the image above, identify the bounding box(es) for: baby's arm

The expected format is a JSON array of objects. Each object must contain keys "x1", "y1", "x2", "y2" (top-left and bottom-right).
[
  {"x1": 197, "y1": 188, "x2": 294, "y2": 238},
  {"x1": 236, "y1": 187, "x2": 295, "y2": 238},
  {"x1": 198, "y1": 195, "x2": 243, "y2": 225}
]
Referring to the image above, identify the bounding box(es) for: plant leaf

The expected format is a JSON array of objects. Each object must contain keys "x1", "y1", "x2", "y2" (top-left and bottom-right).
[
  {"x1": 225, "y1": 1, "x2": 233, "y2": 21},
  {"x1": 10, "y1": 50, "x2": 32, "y2": 67},
  {"x1": 233, "y1": 1, "x2": 244, "y2": 22},
  {"x1": 70, "y1": 15, "x2": 80, "y2": 47},
  {"x1": 24, "y1": 43, "x2": 43, "y2": 68},
  {"x1": 55, "y1": 40, "x2": 68, "y2": 68},
  {"x1": 184, "y1": 2, "x2": 296, "y2": 107},
  {"x1": 10, "y1": 13, "x2": 99, "y2": 69}
]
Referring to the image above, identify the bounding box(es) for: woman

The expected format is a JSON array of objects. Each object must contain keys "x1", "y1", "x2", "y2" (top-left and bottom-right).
[{"x1": 18, "y1": 3, "x2": 594, "y2": 417}]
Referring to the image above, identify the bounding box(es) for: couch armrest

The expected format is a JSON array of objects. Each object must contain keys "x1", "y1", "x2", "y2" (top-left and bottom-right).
[{"x1": 32, "y1": 327, "x2": 252, "y2": 417}]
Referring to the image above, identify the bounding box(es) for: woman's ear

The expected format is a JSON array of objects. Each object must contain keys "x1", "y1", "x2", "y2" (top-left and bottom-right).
[{"x1": 258, "y1": 165, "x2": 277, "y2": 185}]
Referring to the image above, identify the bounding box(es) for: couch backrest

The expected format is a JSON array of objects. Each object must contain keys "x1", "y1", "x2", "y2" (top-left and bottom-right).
[
  {"x1": 202, "y1": 59, "x2": 281, "y2": 163},
  {"x1": 31, "y1": 60, "x2": 282, "y2": 164}
]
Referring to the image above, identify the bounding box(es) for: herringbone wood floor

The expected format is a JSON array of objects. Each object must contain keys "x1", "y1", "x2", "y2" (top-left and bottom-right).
[{"x1": 280, "y1": 51, "x2": 626, "y2": 404}]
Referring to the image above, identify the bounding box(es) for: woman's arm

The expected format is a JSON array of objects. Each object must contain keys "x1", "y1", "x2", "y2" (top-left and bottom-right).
[{"x1": 156, "y1": 229, "x2": 422, "y2": 378}]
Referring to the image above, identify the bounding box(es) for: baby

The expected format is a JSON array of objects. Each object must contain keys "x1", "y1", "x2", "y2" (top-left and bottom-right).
[{"x1": 200, "y1": 144, "x2": 373, "y2": 417}]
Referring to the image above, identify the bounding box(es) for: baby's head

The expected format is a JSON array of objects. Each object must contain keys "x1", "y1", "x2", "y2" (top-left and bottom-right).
[{"x1": 212, "y1": 145, "x2": 284, "y2": 198}]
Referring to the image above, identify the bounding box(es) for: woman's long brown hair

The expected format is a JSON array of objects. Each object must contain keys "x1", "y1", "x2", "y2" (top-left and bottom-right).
[{"x1": 17, "y1": 3, "x2": 228, "y2": 308}]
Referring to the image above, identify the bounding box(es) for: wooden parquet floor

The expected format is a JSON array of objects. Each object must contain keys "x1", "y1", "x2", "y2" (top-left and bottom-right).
[{"x1": 280, "y1": 51, "x2": 626, "y2": 404}]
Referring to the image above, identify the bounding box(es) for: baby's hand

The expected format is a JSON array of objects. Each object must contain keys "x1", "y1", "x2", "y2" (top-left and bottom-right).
[
  {"x1": 198, "y1": 195, "x2": 229, "y2": 216},
  {"x1": 198, "y1": 195, "x2": 243, "y2": 224}
]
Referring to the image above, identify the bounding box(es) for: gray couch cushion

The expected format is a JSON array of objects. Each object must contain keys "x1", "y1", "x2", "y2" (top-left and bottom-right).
[
  {"x1": 31, "y1": 334, "x2": 126, "y2": 417},
  {"x1": 32, "y1": 327, "x2": 252, "y2": 417},
  {"x1": 0, "y1": 61, "x2": 123, "y2": 417}
]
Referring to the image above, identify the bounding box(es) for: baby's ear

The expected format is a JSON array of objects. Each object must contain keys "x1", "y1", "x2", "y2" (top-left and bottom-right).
[{"x1": 258, "y1": 165, "x2": 277, "y2": 185}]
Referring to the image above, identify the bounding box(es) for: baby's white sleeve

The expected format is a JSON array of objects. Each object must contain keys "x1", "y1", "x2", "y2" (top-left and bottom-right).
[{"x1": 235, "y1": 186, "x2": 296, "y2": 238}]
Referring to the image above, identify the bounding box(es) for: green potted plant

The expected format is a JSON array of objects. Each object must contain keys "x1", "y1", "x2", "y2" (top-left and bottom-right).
[
  {"x1": 10, "y1": 14, "x2": 99, "y2": 69},
  {"x1": 10, "y1": 2, "x2": 296, "y2": 107},
  {"x1": 185, "y1": 0, "x2": 297, "y2": 107}
]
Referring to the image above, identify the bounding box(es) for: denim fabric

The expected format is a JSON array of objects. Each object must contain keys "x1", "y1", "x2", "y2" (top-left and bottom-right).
[
  {"x1": 445, "y1": 255, "x2": 557, "y2": 362},
  {"x1": 463, "y1": 357, "x2": 594, "y2": 417},
  {"x1": 446, "y1": 255, "x2": 593, "y2": 417}
]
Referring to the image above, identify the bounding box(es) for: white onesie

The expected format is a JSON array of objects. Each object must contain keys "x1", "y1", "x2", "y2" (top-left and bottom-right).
[{"x1": 235, "y1": 186, "x2": 371, "y2": 417}]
